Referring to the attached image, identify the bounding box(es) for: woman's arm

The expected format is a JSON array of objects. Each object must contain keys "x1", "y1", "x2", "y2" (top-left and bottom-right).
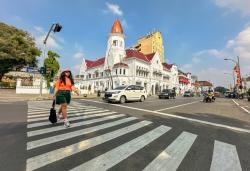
[{"x1": 72, "y1": 86, "x2": 80, "y2": 95}]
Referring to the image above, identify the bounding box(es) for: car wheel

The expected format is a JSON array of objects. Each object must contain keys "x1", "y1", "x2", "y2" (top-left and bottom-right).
[
  {"x1": 120, "y1": 96, "x2": 126, "y2": 104},
  {"x1": 140, "y1": 95, "x2": 145, "y2": 102}
]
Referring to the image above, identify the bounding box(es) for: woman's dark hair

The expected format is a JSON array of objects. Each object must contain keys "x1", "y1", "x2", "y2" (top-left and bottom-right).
[{"x1": 59, "y1": 71, "x2": 74, "y2": 85}]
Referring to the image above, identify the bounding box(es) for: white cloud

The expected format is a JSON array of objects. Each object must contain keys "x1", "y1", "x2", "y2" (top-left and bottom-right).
[
  {"x1": 74, "y1": 52, "x2": 84, "y2": 59},
  {"x1": 36, "y1": 35, "x2": 61, "y2": 49},
  {"x1": 189, "y1": 26, "x2": 250, "y2": 87},
  {"x1": 182, "y1": 64, "x2": 193, "y2": 71},
  {"x1": 198, "y1": 68, "x2": 233, "y2": 87},
  {"x1": 105, "y1": 2, "x2": 123, "y2": 16},
  {"x1": 32, "y1": 26, "x2": 65, "y2": 50},
  {"x1": 34, "y1": 26, "x2": 44, "y2": 34},
  {"x1": 213, "y1": 0, "x2": 250, "y2": 16}
]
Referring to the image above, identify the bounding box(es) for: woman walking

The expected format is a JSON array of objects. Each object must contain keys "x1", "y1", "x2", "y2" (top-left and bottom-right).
[{"x1": 53, "y1": 68, "x2": 79, "y2": 127}]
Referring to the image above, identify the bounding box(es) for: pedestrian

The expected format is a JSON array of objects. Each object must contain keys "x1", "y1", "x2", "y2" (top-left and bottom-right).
[{"x1": 53, "y1": 68, "x2": 79, "y2": 127}]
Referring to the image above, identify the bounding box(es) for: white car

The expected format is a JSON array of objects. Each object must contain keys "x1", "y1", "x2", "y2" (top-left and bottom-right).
[{"x1": 103, "y1": 85, "x2": 147, "y2": 103}]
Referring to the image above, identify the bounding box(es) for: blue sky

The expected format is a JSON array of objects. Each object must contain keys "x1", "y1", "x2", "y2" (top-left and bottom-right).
[{"x1": 1, "y1": 0, "x2": 250, "y2": 86}]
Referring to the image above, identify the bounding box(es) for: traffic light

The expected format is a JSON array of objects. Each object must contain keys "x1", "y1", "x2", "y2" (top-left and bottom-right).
[{"x1": 53, "y1": 23, "x2": 62, "y2": 32}]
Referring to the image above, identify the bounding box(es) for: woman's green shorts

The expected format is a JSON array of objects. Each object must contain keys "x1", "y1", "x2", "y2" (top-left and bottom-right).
[{"x1": 56, "y1": 90, "x2": 71, "y2": 105}]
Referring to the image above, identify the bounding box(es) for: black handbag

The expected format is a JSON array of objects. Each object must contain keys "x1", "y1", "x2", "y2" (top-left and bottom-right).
[{"x1": 49, "y1": 99, "x2": 57, "y2": 124}]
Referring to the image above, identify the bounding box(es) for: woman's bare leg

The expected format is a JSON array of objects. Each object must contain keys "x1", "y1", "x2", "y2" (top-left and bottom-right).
[{"x1": 61, "y1": 103, "x2": 68, "y2": 119}]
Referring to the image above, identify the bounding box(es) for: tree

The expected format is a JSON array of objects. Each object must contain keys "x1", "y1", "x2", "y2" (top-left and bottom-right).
[
  {"x1": 0, "y1": 22, "x2": 41, "y2": 81},
  {"x1": 44, "y1": 50, "x2": 60, "y2": 88},
  {"x1": 214, "y1": 86, "x2": 228, "y2": 94}
]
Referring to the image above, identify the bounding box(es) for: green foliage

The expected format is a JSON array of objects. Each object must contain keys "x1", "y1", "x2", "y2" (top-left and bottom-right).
[
  {"x1": 214, "y1": 86, "x2": 228, "y2": 94},
  {"x1": 44, "y1": 50, "x2": 60, "y2": 88},
  {"x1": 247, "y1": 88, "x2": 250, "y2": 95},
  {"x1": 0, "y1": 22, "x2": 41, "y2": 80}
]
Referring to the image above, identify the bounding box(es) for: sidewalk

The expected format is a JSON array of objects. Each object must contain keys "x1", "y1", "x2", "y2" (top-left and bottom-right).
[{"x1": 0, "y1": 89, "x2": 100, "y2": 102}]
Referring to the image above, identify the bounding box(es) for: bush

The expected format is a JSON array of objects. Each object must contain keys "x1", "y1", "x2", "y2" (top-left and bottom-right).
[{"x1": 0, "y1": 82, "x2": 16, "y2": 88}]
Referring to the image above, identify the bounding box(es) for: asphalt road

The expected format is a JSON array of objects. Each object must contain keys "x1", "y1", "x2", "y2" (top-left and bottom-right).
[{"x1": 0, "y1": 96, "x2": 250, "y2": 171}]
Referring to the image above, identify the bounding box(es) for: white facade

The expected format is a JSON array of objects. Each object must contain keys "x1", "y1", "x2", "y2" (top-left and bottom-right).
[{"x1": 77, "y1": 19, "x2": 181, "y2": 95}]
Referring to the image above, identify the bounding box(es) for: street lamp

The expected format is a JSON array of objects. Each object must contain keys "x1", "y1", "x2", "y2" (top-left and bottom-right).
[
  {"x1": 39, "y1": 23, "x2": 62, "y2": 97},
  {"x1": 224, "y1": 56, "x2": 242, "y2": 90}
]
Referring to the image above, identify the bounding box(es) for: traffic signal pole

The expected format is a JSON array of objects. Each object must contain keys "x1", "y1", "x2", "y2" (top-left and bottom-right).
[{"x1": 39, "y1": 23, "x2": 62, "y2": 97}]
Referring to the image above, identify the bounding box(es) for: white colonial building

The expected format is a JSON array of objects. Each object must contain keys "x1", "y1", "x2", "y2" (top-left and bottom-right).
[{"x1": 77, "y1": 19, "x2": 181, "y2": 95}]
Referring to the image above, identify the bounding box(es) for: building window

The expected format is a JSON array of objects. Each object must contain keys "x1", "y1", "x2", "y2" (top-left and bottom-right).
[
  {"x1": 120, "y1": 69, "x2": 122, "y2": 75},
  {"x1": 88, "y1": 74, "x2": 91, "y2": 79},
  {"x1": 116, "y1": 69, "x2": 118, "y2": 75},
  {"x1": 113, "y1": 40, "x2": 118, "y2": 46},
  {"x1": 123, "y1": 69, "x2": 126, "y2": 75},
  {"x1": 101, "y1": 72, "x2": 103, "y2": 77}
]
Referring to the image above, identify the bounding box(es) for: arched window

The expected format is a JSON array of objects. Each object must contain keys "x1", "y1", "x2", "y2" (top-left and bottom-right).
[{"x1": 113, "y1": 40, "x2": 118, "y2": 46}]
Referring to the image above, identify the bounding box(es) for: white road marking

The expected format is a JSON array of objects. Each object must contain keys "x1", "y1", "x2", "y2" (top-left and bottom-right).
[
  {"x1": 155, "y1": 101, "x2": 200, "y2": 111},
  {"x1": 27, "y1": 116, "x2": 136, "y2": 150},
  {"x1": 27, "y1": 110, "x2": 109, "y2": 128},
  {"x1": 27, "y1": 112, "x2": 116, "y2": 137},
  {"x1": 143, "y1": 131, "x2": 197, "y2": 171},
  {"x1": 27, "y1": 107, "x2": 98, "y2": 115},
  {"x1": 210, "y1": 140, "x2": 242, "y2": 171},
  {"x1": 70, "y1": 125, "x2": 171, "y2": 171},
  {"x1": 232, "y1": 99, "x2": 250, "y2": 114},
  {"x1": 26, "y1": 120, "x2": 152, "y2": 171},
  {"x1": 232, "y1": 99, "x2": 239, "y2": 106},
  {"x1": 80, "y1": 99, "x2": 250, "y2": 133},
  {"x1": 27, "y1": 109, "x2": 111, "y2": 122},
  {"x1": 27, "y1": 108, "x2": 100, "y2": 118},
  {"x1": 240, "y1": 106, "x2": 250, "y2": 114}
]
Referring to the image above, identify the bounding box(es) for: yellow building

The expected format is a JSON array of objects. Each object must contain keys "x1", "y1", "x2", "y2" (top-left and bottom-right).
[{"x1": 134, "y1": 31, "x2": 165, "y2": 63}]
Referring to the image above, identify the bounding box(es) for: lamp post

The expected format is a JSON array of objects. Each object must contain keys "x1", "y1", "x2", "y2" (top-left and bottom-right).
[
  {"x1": 39, "y1": 23, "x2": 62, "y2": 97},
  {"x1": 224, "y1": 56, "x2": 241, "y2": 91}
]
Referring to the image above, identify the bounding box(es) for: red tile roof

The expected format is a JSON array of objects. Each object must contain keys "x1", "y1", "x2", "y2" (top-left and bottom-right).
[
  {"x1": 86, "y1": 58, "x2": 105, "y2": 69},
  {"x1": 125, "y1": 49, "x2": 150, "y2": 62},
  {"x1": 162, "y1": 63, "x2": 173, "y2": 70},
  {"x1": 113, "y1": 62, "x2": 128, "y2": 67},
  {"x1": 196, "y1": 81, "x2": 212, "y2": 87},
  {"x1": 145, "y1": 53, "x2": 155, "y2": 61},
  {"x1": 179, "y1": 75, "x2": 190, "y2": 84}
]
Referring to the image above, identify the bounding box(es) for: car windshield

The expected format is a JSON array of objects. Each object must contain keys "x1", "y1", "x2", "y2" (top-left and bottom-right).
[{"x1": 113, "y1": 86, "x2": 126, "y2": 90}]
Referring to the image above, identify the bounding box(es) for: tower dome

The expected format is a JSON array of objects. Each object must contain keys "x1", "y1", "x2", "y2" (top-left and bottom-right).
[{"x1": 111, "y1": 19, "x2": 123, "y2": 34}]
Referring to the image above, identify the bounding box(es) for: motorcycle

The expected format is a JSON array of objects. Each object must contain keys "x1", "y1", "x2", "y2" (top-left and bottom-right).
[{"x1": 203, "y1": 92, "x2": 215, "y2": 103}]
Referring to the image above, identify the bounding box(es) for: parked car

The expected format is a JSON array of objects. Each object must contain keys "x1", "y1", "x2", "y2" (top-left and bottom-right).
[
  {"x1": 158, "y1": 89, "x2": 176, "y2": 99},
  {"x1": 183, "y1": 91, "x2": 194, "y2": 97},
  {"x1": 214, "y1": 91, "x2": 221, "y2": 97},
  {"x1": 103, "y1": 85, "x2": 147, "y2": 103},
  {"x1": 229, "y1": 91, "x2": 237, "y2": 98},
  {"x1": 224, "y1": 91, "x2": 231, "y2": 98}
]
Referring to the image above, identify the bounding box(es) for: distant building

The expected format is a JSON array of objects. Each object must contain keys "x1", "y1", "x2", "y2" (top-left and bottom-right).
[
  {"x1": 242, "y1": 75, "x2": 250, "y2": 90},
  {"x1": 133, "y1": 31, "x2": 165, "y2": 63},
  {"x1": 178, "y1": 70, "x2": 193, "y2": 94},
  {"x1": 195, "y1": 81, "x2": 213, "y2": 92}
]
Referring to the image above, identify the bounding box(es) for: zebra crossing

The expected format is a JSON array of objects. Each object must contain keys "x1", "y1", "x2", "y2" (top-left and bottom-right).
[{"x1": 26, "y1": 101, "x2": 243, "y2": 171}]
